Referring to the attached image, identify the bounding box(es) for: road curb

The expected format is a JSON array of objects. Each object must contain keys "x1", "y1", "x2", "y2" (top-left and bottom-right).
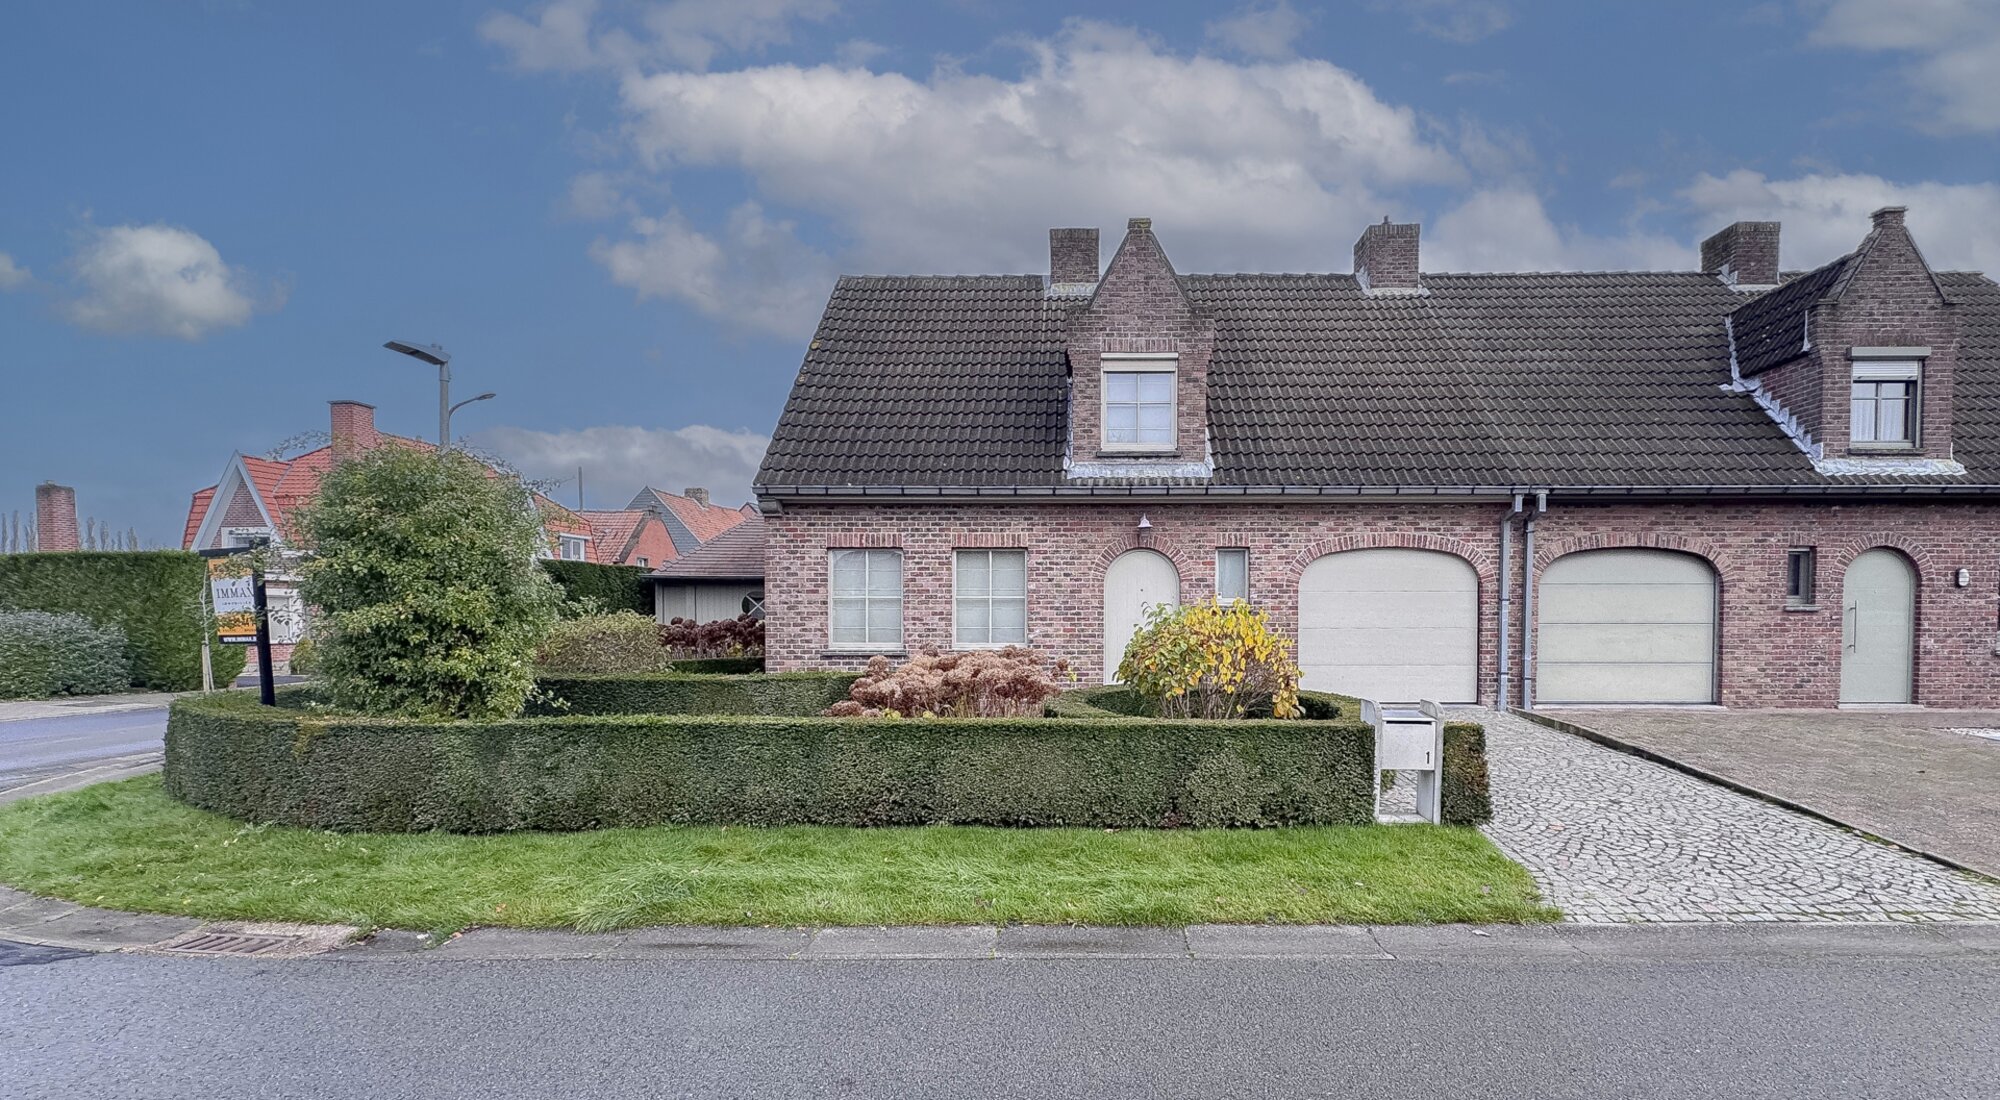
[{"x1": 1512, "y1": 707, "x2": 2000, "y2": 884}]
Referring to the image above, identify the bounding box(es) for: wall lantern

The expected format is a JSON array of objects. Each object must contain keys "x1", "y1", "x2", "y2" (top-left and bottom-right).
[
  {"x1": 1137, "y1": 515, "x2": 1153, "y2": 531},
  {"x1": 1956, "y1": 568, "x2": 1971, "y2": 588}
]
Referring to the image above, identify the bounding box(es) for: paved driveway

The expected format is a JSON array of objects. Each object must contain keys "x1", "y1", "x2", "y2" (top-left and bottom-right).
[{"x1": 1542, "y1": 709, "x2": 2000, "y2": 878}]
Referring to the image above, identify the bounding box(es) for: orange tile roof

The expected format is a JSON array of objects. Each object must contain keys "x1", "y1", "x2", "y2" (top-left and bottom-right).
[
  {"x1": 632, "y1": 488, "x2": 750, "y2": 544},
  {"x1": 181, "y1": 487, "x2": 216, "y2": 549}
]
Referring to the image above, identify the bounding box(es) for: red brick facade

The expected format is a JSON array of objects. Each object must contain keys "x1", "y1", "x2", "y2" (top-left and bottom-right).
[
  {"x1": 764, "y1": 498, "x2": 2000, "y2": 709},
  {"x1": 1066, "y1": 219, "x2": 1215, "y2": 464}
]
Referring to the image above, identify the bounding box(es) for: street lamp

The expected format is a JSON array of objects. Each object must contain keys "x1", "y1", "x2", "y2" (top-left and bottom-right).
[
  {"x1": 382, "y1": 339, "x2": 452, "y2": 450},
  {"x1": 446, "y1": 392, "x2": 497, "y2": 444}
]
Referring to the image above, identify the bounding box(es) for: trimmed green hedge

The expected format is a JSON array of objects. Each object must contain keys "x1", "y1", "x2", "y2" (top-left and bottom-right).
[
  {"x1": 0, "y1": 610, "x2": 131, "y2": 699},
  {"x1": 164, "y1": 689, "x2": 1380, "y2": 832},
  {"x1": 1047, "y1": 686, "x2": 1491, "y2": 825},
  {"x1": 0, "y1": 551, "x2": 244, "y2": 691},
  {"x1": 529, "y1": 671, "x2": 858, "y2": 717},
  {"x1": 542, "y1": 560, "x2": 650, "y2": 615}
]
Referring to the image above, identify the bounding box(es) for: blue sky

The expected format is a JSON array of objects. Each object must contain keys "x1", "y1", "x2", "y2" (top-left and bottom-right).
[{"x1": 4, "y1": 0, "x2": 1998, "y2": 544}]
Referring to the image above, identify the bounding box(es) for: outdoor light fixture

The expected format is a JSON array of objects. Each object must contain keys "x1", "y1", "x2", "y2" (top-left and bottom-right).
[
  {"x1": 1137, "y1": 515, "x2": 1152, "y2": 530},
  {"x1": 1957, "y1": 568, "x2": 1972, "y2": 588},
  {"x1": 446, "y1": 392, "x2": 497, "y2": 443},
  {"x1": 383, "y1": 339, "x2": 455, "y2": 450}
]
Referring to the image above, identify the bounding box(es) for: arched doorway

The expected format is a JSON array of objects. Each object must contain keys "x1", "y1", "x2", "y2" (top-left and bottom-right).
[
  {"x1": 1103, "y1": 550, "x2": 1179, "y2": 683},
  {"x1": 1841, "y1": 549, "x2": 1915, "y2": 704},
  {"x1": 1538, "y1": 548, "x2": 1718, "y2": 704},
  {"x1": 1298, "y1": 548, "x2": 1479, "y2": 702}
]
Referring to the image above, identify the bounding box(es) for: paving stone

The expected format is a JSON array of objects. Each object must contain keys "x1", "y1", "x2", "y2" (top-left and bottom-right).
[
  {"x1": 1465, "y1": 708, "x2": 2000, "y2": 925},
  {"x1": 996, "y1": 925, "x2": 1188, "y2": 958},
  {"x1": 1184, "y1": 925, "x2": 1389, "y2": 959},
  {"x1": 799, "y1": 925, "x2": 997, "y2": 959},
  {"x1": 616, "y1": 926, "x2": 811, "y2": 959}
]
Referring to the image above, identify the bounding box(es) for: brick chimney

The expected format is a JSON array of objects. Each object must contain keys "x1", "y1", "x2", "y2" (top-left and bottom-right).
[
  {"x1": 1050, "y1": 228, "x2": 1100, "y2": 291},
  {"x1": 1700, "y1": 221, "x2": 1781, "y2": 288},
  {"x1": 34, "y1": 482, "x2": 79, "y2": 552},
  {"x1": 1353, "y1": 218, "x2": 1420, "y2": 294},
  {"x1": 683, "y1": 486, "x2": 710, "y2": 507},
  {"x1": 1870, "y1": 205, "x2": 1907, "y2": 230},
  {"x1": 329, "y1": 400, "x2": 378, "y2": 462}
]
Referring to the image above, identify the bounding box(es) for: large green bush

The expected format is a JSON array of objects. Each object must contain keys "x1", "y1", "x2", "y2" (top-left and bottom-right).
[
  {"x1": 164, "y1": 689, "x2": 1378, "y2": 832},
  {"x1": 534, "y1": 611, "x2": 675, "y2": 674},
  {"x1": 529, "y1": 671, "x2": 859, "y2": 716},
  {"x1": 292, "y1": 448, "x2": 561, "y2": 719},
  {"x1": 541, "y1": 560, "x2": 650, "y2": 616},
  {"x1": 0, "y1": 610, "x2": 131, "y2": 699},
  {"x1": 0, "y1": 551, "x2": 242, "y2": 691}
]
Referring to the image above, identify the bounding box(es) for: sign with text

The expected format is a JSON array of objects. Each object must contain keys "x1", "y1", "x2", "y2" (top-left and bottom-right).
[{"x1": 208, "y1": 557, "x2": 257, "y2": 645}]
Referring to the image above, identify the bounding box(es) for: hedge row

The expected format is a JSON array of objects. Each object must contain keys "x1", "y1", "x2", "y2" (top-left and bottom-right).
[
  {"x1": 164, "y1": 689, "x2": 1380, "y2": 832},
  {"x1": 541, "y1": 559, "x2": 651, "y2": 615},
  {"x1": 667, "y1": 656, "x2": 763, "y2": 675},
  {"x1": 1045, "y1": 686, "x2": 1491, "y2": 826},
  {"x1": 528, "y1": 671, "x2": 858, "y2": 717},
  {"x1": 0, "y1": 551, "x2": 244, "y2": 691}
]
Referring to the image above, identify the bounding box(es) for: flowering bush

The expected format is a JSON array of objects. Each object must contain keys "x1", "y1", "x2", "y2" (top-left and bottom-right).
[
  {"x1": 1115, "y1": 600, "x2": 1303, "y2": 719},
  {"x1": 535, "y1": 611, "x2": 678, "y2": 674},
  {"x1": 826, "y1": 647, "x2": 1067, "y2": 718},
  {"x1": 659, "y1": 613, "x2": 764, "y2": 658}
]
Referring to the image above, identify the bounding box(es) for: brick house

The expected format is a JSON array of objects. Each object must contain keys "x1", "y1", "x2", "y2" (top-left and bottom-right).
[{"x1": 753, "y1": 209, "x2": 2000, "y2": 709}]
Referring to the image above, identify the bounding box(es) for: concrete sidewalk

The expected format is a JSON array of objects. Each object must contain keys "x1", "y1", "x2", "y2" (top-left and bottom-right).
[{"x1": 0, "y1": 691, "x2": 183, "y2": 723}]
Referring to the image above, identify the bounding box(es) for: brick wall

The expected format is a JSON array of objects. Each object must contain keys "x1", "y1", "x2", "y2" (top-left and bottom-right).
[
  {"x1": 624, "y1": 515, "x2": 679, "y2": 568},
  {"x1": 765, "y1": 498, "x2": 2000, "y2": 709},
  {"x1": 1066, "y1": 219, "x2": 1215, "y2": 464},
  {"x1": 33, "y1": 482, "x2": 78, "y2": 552}
]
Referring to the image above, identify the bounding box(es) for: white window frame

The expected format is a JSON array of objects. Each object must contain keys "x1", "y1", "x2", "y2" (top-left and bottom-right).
[
  {"x1": 827, "y1": 549, "x2": 903, "y2": 653},
  {"x1": 1216, "y1": 547, "x2": 1250, "y2": 603},
  {"x1": 557, "y1": 534, "x2": 590, "y2": 561},
  {"x1": 1850, "y1": 359, "x2": 1921, "y2": 450},
  {"x1": 953, "y1": 549, "x2": 1028, "y2": 648},
  {"x1": 1100, "y1": 353, "x2": 1178, "y2": 453}
]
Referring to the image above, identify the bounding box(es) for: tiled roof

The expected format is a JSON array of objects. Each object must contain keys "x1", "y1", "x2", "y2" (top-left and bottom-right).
[
  {"x1": 648, "y1": 513, "x2": 764, "y2": 581},
  {"x1": 1729, "y1": 256, "x2": 1852, "y2": 376},
  {"x1": 575, "y1": 508, "x2": 673, "y2": 565},
  {"x1": 757, "y1": 268, "x2": 2000, "y2": 491},
  {"x1": 181, "y1": 487, "x2": 215, "y2": 549},
  {"x1": 627, "y1": 487, "x2": 751, "y2": 552}
]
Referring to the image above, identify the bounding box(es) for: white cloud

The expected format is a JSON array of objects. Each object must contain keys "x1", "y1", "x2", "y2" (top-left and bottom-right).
[
  {"x1": 62, "y1": 224, "x2": 269, "y2": 340},
  {"x1": 0, "y1": 252, "x2": 28, "y2": 290},
  {"x1": 589, "y1": 201, "x2": 833, "y2": 337},
  {"x1": 480, "y1": 0, "x2": 837, "y2": 73},
  {"x1": 1809, "y1": 0, "x2": 2000, "y2": 133},
  {"x1": 475, "y1": 422, "x2": 771, "y2": 511},
  {"x1": 563, "y1": 170, "x2": 634, "y2": 219},
  {"x1": 1394, "y1": 0, "x2": 1513, "y2": 43},
  {"x1": 1682, "y1": 169, "x2": 2000, "y2": 272},
  {"x1": 1205, "y1": 1, "x2": 1311, "y2": 60},
  {"x1": 1427, "y1": 189, "x2": 1689, "y2": 273}
]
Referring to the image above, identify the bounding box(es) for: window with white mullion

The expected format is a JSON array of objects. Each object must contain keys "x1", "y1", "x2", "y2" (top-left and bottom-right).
[
  {"x1": 1102, "y1": 363, "x2": 1176, "y2": 450},
  {"x1": 1850, "y1": 361, "x2": 1920, "y2": 448},
  {"x1": 829, "y1": 549, "x2": 903, "y2": 650},
  {"x1": 954, "y1": 549, "x2": 1027, "y2": 646}
]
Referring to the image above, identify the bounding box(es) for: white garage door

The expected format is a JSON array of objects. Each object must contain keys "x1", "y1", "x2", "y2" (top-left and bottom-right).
[
  {"x1": 1103, "y1": 550, "x2": 1180, "y2": 683},
  {"x1": 1538, "y1": 549, "x2": 1716, "y2": 704},
  {"x1": 1298, "y1": 549, "x2": 1479, "y2": 703}
]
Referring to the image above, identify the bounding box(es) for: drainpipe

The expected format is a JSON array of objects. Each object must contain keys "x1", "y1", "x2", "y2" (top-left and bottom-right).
[
  {"x1": 1521, "y1": 491, "x2": 1548, "y2": 710},
  {"x1": 1497, "y1": 493, "x2": 1523, "y2": 709}
]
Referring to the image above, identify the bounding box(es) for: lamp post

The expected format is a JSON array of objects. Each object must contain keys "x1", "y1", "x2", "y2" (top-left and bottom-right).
[
  {"x1": 446, "y1": 392, "x2": 497, "y2": 445},
  {"x1": 382, "y1": 339, "x2": 452, "y2": 450}
]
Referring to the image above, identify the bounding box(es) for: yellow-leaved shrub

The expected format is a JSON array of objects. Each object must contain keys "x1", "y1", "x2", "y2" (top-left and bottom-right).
[{"x1": 1115, "y1": 600, "x2": 1303, "y2": 719}]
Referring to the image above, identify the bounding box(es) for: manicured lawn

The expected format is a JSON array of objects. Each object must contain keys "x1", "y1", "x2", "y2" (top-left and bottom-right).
[{"x1": 0, "y1": 778, "x2": 1556, "y2": 933}]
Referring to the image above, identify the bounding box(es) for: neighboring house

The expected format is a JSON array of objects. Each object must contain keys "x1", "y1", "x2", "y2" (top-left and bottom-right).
[
  {"x1": 754, "y1": 209, "x2": 2000, "y2": 710},
  {"x1": 182, "y1": 399, "x2": 594, "y2": 670},
  {"x1": 648, "y1": 510, "x2": 765, "y2": 623},
  {"x1": 573, "y1": 509, "x2": 678, "y2": 568},
  {"x1": 625, "y1": 486, "x2": 755, "y2": 556}
]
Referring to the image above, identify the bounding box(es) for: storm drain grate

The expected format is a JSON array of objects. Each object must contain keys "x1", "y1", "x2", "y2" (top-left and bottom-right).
[{"x1": 157, "y1": 931, "x2": 301, "y2": 957}]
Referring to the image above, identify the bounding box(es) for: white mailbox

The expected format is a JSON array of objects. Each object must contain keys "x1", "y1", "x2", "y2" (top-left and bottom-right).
[{"x1": 1362, "y1": 698, "x2": 1443, "y2": 824}]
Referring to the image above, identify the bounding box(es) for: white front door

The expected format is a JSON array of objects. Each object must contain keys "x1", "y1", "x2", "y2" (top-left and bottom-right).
[
  {"x1": 1103, "y1": 550, "x2": 1179, "y2": 683},
  {"x1": 1841, "y1": 549, "x2": 1915, "y2": 704},
  {"x1": 1297, "y1": 548, "x2": 1479, "y2": 703}
]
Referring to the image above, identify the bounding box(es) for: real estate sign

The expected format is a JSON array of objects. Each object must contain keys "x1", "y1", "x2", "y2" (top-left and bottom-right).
[{"x1": 208, "y1": 558, "x2": 257, "y2": 646}]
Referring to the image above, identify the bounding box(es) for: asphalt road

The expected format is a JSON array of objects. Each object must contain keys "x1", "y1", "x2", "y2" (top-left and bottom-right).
[
  {"x1": 5, "y1": 949, "x2": 1997, "y2": 1099},
  {"x1": 0, "y1": 707, "x2": 166, "y2": 792}
]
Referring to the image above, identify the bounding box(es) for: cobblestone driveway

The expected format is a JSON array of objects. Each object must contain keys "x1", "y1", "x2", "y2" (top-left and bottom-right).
[{"x1": 1460, "y1": 709, "x2": 2000, "y2": 923}]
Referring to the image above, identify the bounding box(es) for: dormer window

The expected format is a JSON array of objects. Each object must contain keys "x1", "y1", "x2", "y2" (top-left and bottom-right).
[
  {"x1": 1101, "y1": 354, "x2": 1177, "y2": 452},
  {"x1": 1850, "y1": 359, "x2": 1921, "y2": 450}
]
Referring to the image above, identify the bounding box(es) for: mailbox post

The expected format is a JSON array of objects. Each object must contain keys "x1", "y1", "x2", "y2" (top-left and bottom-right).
[{"x1": 1362, "y1": 698, "x2": 1443, "y2": 824}]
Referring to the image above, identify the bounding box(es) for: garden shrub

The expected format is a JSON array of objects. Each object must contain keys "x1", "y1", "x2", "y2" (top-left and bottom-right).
[
  {"x1": 660, "y1": 614, "x2": 764, "y2": 658},
  {"x1": 528, "y1": 670, "x2": 859, "y2": 716},
  {"x1": 292, "y1": 447, "x2": 561, "y2": 719},
  {"x1": 1049, "y1": 684, "x2": 1342, "y2": 720},
  {"x1": 535, "y1": 611, "x2": 678, "y2": 674},
  {"x1": 164, "y1": 689, "x2": 1379, "y2": 831},
  {"x1": 541, "y1": 559, "x2": 651, "y2": 616},
  {"x1": 1117, "y1": 601, "x2": 1303, "y2": 719},
  {"x1": 286, "y1": 636, "x2": 318, "y2": 677},
  {"x1": 0, "y1": 550, "x2": 243, "y2": 690},
  {"x1": 0, "y1": 610, "x2": 131, "y2": 699},
  {"x1": 826, "y1": 648, "x2": 1067, "y2": 718}
]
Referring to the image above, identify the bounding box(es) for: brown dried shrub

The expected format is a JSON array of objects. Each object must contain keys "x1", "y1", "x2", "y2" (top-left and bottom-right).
[
  {"x1": 826, "y1": 647, "x2": 1067, "y2": 718},
  {"x1": 658, "y1": 613, "x2": 765, "y2": 658}
]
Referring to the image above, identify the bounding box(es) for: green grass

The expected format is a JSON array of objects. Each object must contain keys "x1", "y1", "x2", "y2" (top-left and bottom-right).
[{"x1": 0, "y1": 778, "x2": 1556, "y2": 934}]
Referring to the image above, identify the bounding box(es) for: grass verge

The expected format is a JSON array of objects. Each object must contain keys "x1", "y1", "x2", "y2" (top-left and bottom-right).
[{"x1": 0, "y1": 777, "x2": 1555, "y2": 933}]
